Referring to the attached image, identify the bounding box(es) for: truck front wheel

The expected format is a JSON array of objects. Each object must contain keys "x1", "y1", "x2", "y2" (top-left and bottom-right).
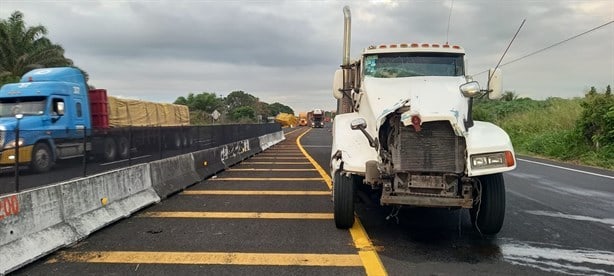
[
  {"x1": 334, "y1": 170, "x2": 355, "y2": 229},
  {"x1": 30, "y1": 143, "x2": 54, "y2": 173},
  {"x1": 471, "y1": 173, "x2": 506, "y2": 235}
]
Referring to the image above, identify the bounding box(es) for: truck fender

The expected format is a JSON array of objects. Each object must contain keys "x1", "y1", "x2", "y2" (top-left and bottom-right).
[
  {"x1": 466, "y1": 121, "x2": 516, "y2": 176},
  {"x1": 330, "y1": 113, "x2": 378, "y2": 176}
]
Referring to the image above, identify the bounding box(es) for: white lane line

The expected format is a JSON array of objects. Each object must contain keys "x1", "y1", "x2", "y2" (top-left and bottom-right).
[{"x1": 517, "y1": 158, "x2": 614, "y2": 180}]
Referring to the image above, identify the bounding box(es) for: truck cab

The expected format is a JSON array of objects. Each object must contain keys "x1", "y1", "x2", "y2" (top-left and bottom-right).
[
  {"x1": 331, "y1": 6, "x2": 516, "y2": 235},
  {"x1": 0, "y1": 67, "x2": 90, "y2": 172}
]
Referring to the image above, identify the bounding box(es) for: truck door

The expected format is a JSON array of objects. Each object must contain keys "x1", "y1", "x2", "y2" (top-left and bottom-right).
[{"x1": 49, "y1": 96, "x2": 72, "y2": 139}]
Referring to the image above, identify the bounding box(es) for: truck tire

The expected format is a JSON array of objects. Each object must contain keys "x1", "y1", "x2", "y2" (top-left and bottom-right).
[
  {"x1": 334, "y1": 170, "x2": 355, "y2": 229},
  {"x1": 471, "y1": 173, "x2": 506, "y2": 235},
  {"x1": 117, "y1": 136, "x2": 130, "y2": 160},
  {"x1": 103, "y1": 137, "x2": 117, "y2": 162},
  {"x1": 30, "y1": 143, "x2": 54, "y2": 173}
]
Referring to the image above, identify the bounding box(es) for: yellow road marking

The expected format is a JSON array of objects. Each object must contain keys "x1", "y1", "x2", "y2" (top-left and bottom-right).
[
  {"x1": 210, "y1": 177, "x2": 323, "y2": 181},
  {"x1": 251, "y1": 156, "x2": 307, "y2": 159},
  {"x1": 47, "y1": 251, "x2": 363, "y2": 267},
  {"x1": 241, "y1": 162, "x2": 311, "y2": 165},
  {"x1": 296, "y1": 128, "x2": 388, "y2": 276},
  {"x1": 227, "y1": 168, "x2": 317, "y2": 171},
  {"x1": 182, "y1": 190, "x2": 331, "y2": 196},
  {"x1": 296, "y1": 129, "x2": 332, "y2": 190},
  {"x1": 140, "y1": 212, "x2": 333, "y2": 219}
]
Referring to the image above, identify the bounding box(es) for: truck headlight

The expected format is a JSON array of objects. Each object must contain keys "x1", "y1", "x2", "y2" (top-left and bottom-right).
[
  {"x1": 4, "y1": 138, "x2": 25, "y2": 149},
  {"x1": 471, "y1": 151, "x2": 515, "y2": 169}
]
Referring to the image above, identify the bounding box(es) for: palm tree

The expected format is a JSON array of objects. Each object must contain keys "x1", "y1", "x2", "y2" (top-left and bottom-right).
[{"x1": 0, "y1": 11, "x2": 73, "y2": 82}]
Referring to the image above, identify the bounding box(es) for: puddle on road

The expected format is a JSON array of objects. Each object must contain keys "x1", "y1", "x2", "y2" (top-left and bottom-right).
[{"x1": 501, "y1": 240, "x2": 614, "y2": 275}]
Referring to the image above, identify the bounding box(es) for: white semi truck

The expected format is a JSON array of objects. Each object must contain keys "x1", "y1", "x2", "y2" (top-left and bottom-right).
[{"x1": 331, "y1": 6, "x2": 516, "y2": 235}]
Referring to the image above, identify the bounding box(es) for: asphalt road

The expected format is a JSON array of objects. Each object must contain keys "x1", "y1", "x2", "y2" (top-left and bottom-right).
[{"x1": 13, "y1": 125, "x2": 614, "y2": 275}]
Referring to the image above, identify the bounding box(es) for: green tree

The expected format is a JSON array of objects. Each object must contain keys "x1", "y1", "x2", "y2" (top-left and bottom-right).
[
  {"x1": 225, "y1": 90, "x2": 258, "y2": 111},
  {"x1": 269, "y1": 102, "x2": 294, "y2": 116},
  {"x1": 578, "y1": 90, "x2": 614, "y2": 149},
  {"x1": 174, "y1": 92, "x2": 223, "y2": 113},
  {"x1": 606, "y1": 85, "x2": 611, "y2": 97},
  {"x1": 501, "y1": 91, "x2": 518, "y2": 101},
  {"x1": 0, "y1": 11, "x2": 73, "y2": 85},
  {"x1": 229, "y1": 106, "x2": 256, "y2": 121}
]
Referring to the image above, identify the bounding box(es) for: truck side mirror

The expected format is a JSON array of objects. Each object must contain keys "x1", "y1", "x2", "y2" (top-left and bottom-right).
[
  {"x1": 488, "y1": 68, "x2": 502, "y2": 100},
  {"x1": 350, "y1": 117, "x2": 366, "y2": 130},
  {"x1": 459, "y1": 81, "x2": 481, "y2": 97},
  {"x1": 333, "y1": 69, "x2": 344, "y2": 99}
]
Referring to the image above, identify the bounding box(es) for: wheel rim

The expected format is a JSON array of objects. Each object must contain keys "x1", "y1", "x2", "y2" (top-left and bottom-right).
[{"x1": 35, "y1": 149, "x2": 50, "y2": 168}]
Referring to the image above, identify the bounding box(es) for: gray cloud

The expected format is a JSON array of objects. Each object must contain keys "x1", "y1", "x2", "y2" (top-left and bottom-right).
[{"x1": 1, "y1": 0, "x2": 612, "y2": 113}]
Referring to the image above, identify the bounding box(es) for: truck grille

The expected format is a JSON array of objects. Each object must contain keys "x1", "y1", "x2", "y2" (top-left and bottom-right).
[
  {"x1": 391, "y1": 121, "x2": 466, "y2": 173},
  {"x1": 0, "y1": 131, "x2": 4, "y2": 147}
]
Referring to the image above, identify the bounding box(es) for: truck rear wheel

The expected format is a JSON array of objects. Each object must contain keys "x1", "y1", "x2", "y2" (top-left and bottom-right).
[
  {"x1": 117, "y1": 136, "x2": 130, "y2": 160},
  {"x1": 334, "y1": 170, "x2": 355, "y2": 229},
  {"x1": 103, "y1": 137, "x2": 117, "y2": 162},
  {"x1": 30, "y1": 143, "x2": 54, "y2": 173},
  {"x1": 471, "y1": 173, "x2": 506, "y2": 235}
]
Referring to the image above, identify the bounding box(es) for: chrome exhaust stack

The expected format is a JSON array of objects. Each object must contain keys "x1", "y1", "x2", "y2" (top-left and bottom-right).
[{"x1": 342, "y1": 6, "x2": 351, "y2": 66}]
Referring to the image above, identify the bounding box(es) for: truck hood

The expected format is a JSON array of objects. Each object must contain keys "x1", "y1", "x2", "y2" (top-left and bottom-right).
[
  {"x1": 0, "y1": 116, "x2": 46, "y2": 131},
  {"x1": 361, "y1": 76, "x2": 469, "y2": 134}
]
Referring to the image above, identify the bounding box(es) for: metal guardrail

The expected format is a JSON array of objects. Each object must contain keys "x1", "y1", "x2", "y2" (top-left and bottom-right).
[{"x1": 0, "y1": 123, "x2": 281, "y2": 195}]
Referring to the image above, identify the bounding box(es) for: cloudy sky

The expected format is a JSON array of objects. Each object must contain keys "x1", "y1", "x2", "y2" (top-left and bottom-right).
[{"x1": 1, "y1": 0, "x2": 612, "y2": 113}]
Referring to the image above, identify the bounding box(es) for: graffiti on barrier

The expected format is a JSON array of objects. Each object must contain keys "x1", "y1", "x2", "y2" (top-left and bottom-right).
[
  {"x1": 0, "y1": 195, "x2": 20, "y2": 221},
  {"x1": 220, "y1": 139, "x2": 250, "y2": 164}
]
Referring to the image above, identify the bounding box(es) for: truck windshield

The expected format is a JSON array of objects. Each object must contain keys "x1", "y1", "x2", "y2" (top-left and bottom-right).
[
  {"x1": 364, "y1": 53, "x2": 464, "y2": 78},
  {"x1": 0, "y1": 97, "x2": 47, "y2": 117}
]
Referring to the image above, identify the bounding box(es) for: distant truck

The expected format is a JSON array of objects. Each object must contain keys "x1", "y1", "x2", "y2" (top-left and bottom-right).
[
  {"x1": 298, "y1": 112, "x2": 309, "y2": 126},
  {"x1": 0, "y1": 67, "x2": 190, "y2": 173},
  {"x1": 310, "y1": 109, "x2": 324, "y2": 128},
  {"x1": 331, "y1": 7, "x2": 516, "y2": 235}
]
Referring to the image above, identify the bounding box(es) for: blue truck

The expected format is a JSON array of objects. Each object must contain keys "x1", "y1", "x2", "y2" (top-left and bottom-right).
[{"x1": 0, "y1": 67, "x2": 190, "y2": 173}]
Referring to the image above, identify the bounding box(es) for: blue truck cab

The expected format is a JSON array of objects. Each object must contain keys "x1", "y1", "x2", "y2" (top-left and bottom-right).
[{"x1": 0, "y1": 67, "x2": 91, "y2": 172}]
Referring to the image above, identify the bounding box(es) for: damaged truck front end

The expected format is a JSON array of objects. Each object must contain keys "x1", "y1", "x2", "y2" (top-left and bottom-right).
[{"x1": 331, "y1": 6, "x2": 516, "y2": 235}]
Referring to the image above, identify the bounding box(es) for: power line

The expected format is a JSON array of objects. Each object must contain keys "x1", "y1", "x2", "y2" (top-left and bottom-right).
[{"x1": 474, "y1": 20, "x2": 614, "y2": 76}]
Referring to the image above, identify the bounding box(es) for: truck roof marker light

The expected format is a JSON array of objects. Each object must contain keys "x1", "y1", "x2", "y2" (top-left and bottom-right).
[
  {"x1": 378, "y1": 44, "x2": 387, "y2": 48},
  {"x1": 411, "y1": 43, "x2": 419, "y2": 47},
  {"x1": 453, "y1": 45, "x2": 461, "y2": 49},
  {"x1": 505, "y1": 151, "x2": 515, "y2": 167},
  {"x1": 389, "y1": 44, "x2": 397, "y2": 48},
  {"x1": 432, "y1": 44, "x2": 440, "y2": 48},
  {"x1": 421, "y1": 43, "x2": 430, "y2": 47},
  {"x1": 400, "y1": 43, "x2": 408, "y2": 48},
  {"x1": 411, "y1": 115, "x2": 421, "y2": 132}
]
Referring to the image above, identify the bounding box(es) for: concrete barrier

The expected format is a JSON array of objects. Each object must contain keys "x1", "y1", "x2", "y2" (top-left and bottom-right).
[
  {"x1": 61, "y1": 163, "x2": 159, "y2": 237},
  {"x1": 0, "y1": 186, "x2": 76, "y2": 275},
  {"x1": 150, "y1": 154, "x2": 201, "y2": 198},
  {"x1": 0, "y1": 127, "x2": 285, "y2": 274},
  {"x1": 0, "y1": 163, "x2": 159, "y2": 274},
  {"x1": 192, "y1": 148, "x2": 224, "y2": 180},
  {"x1": 259, "y1": 130, "x2": 285, "y2": 151}
]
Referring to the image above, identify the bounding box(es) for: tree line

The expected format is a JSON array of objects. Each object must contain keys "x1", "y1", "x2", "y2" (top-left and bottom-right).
[{"x1": 174, "y1": 91, "x2": 294, "y2": 124}]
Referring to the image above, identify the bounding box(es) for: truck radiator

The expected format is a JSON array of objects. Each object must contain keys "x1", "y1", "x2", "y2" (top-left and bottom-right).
[{"x1": 391, "y1": 121, "x2": 466, "y2": 173}]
